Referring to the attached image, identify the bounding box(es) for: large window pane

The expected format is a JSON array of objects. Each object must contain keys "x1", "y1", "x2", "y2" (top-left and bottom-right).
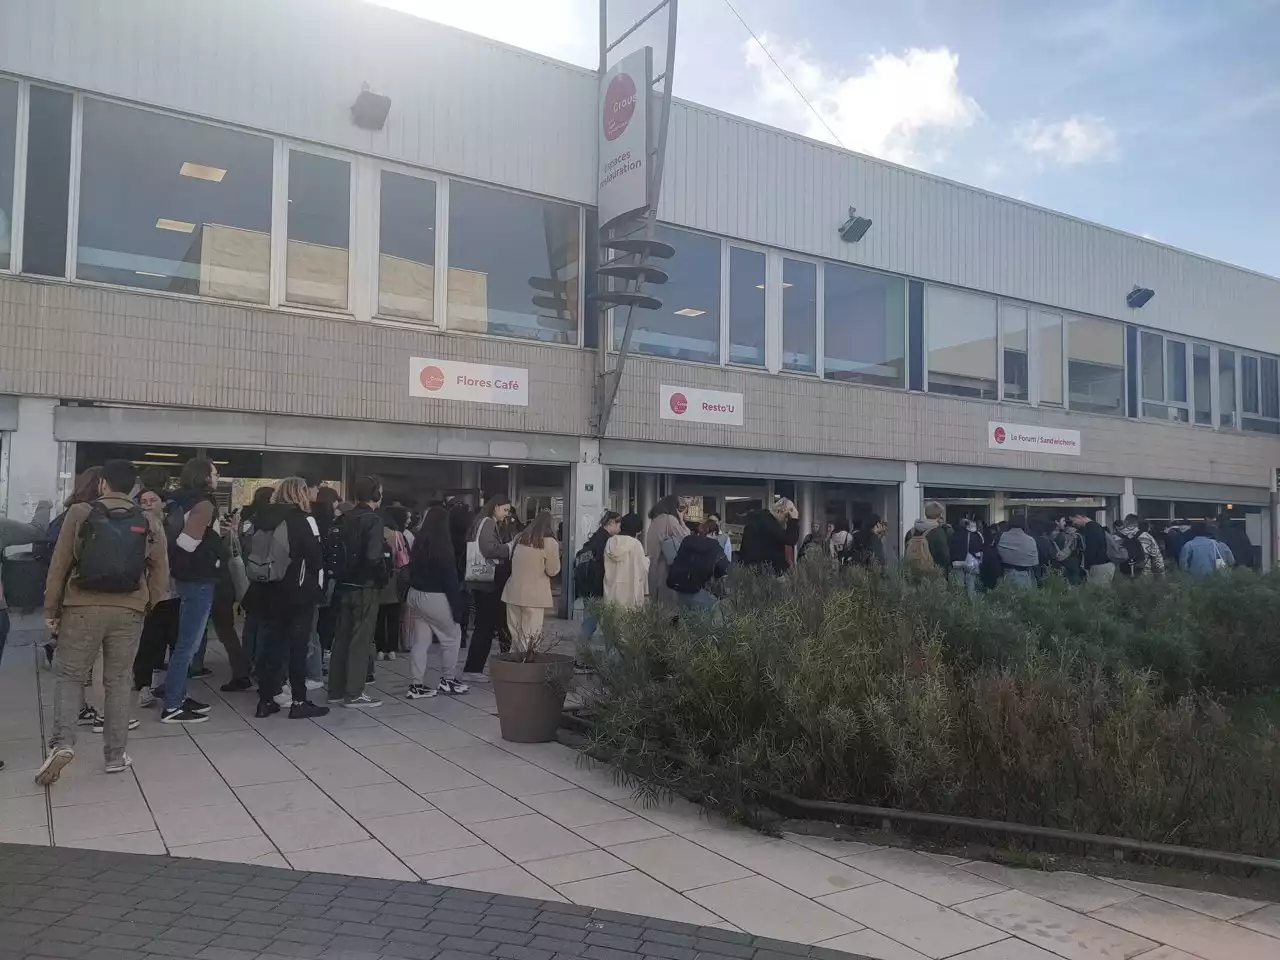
[
  {"x1": 614, "y1": 225, "x2": 719, "y2": 362},
  {"x1": 1262, "y1": 357, "x2": 1279, "y2": 419},
  {"x1": 1219, "y1": 348, "x2": 1237, "y2": 427},
  {"x1": 77, "y1": 99, "x2": 273, "y2": 301},
  {"x1": 1001, "y1": 304, "x2": 1028, "y2": 401},
  {"x1": 781, "y1": 258, "x2": 816, "y2": 373},
  {"x1": 1140, "y1": 331, "x2": 1164, "y2": 401},
  {"x1": 23, "y1": 86, "x2": 73, "y2": 278},
  {"x1": 1242, "y1": 355, "x2": 1259, "y2": 413},
  {"x1": 378, "y1": 171, "x2": 436, "y2": 322},
  {"x1": 824, "y1": 263, "x2": 905, "y2": 387},
  {"x1": 926, "y1": 285, "x2": 995, "y2": 398},
  {"x1": 1192, "y1": 343, "x2": 1211, "y2": 425},
  {"x1": 1038, "y1": 310, "x2": 1064, "y2": 405},
  {"x1": 449, "y1": 181, "x2": 580, "y2": 345},
  {"x1": 1167, "y1": 339, "x2": 1187, "y2": 403},
  {"x1": 1067, "y1": 315, "x2": 1124, "y2": 416},
  {"x1": 728, "y1": 247, "x2": 765, "y2": 366},
  {"x1": 0, "y1": 80, "x2": 16, "y2": 269},
  {"x1": 287, "y1": 150, "x2": 350, "y2": 309}
]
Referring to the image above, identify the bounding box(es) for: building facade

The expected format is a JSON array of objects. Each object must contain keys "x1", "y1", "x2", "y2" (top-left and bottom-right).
[{"x1": 1, "y1": 0, "x2": 1278, "y2": 576}]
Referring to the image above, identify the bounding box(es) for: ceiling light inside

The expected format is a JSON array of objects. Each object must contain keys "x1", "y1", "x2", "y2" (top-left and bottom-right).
[
  {"x1": 492, "y1": 464, "x2": 510, "y2": 469},
  {"x1": 674, "y1": 308, "x2": 706, "y2": 317},
  {"x1": 143, "y1": 452, "x2": 179, "y2": 458},
  {"x1": 179, "y1": 162, "x2": 227, "y2": 182},
  {"x1": 156, "y1": 218, "x2": 196, "y2": 233}
]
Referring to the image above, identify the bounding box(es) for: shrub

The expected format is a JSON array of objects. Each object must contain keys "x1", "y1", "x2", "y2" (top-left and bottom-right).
[{"x1": 583, "y1": 565, "x2": 1280, "y2": 854}]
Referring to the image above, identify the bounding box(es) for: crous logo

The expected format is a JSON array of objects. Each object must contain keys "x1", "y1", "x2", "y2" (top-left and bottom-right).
[
  {"x1": 993, "y1": 426, "x2": 1007, "y2": 444},
  {"x1": 603, "y1": 72, "x2": 637, "y2": 141},
  {"x1": 419, "y1": 365, "x2": 445, "y2": 392},
  {"x1": 669, "y1": 392, "x2": 688, "y2": 415}
]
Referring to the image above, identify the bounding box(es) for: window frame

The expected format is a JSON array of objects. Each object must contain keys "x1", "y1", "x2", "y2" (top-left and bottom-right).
[
  {"x1": 277, "y1": 140, "x2": 357, "y2": 314},
  {"x1": 724, "y1": 240, "x2": 769, "y2": 370},
  {"x1": 778, "y1": 252, "x2": 821, "y2": 377},
  {"x1": 923, "y1": 282, "x2": 998, "y2": 401},
  {"x1": 1137, "y1": 329, "x2": 1193, "y2": 423},
  {"x1": 0, "y1": 74, "x2": 27, "y2": 275},
  {"x1": 822, "y1": 259, "x2": 909, "y2": 390},
  {"x1": 1238, "y1": 349, "x2": 1280, "y2": 433},
  {"x1": 369, "y1": 159, "x2": 444, "y2": 328}
]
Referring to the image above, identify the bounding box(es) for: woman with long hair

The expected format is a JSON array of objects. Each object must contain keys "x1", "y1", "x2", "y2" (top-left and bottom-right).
[
  {"x1": 460, "y1": 494, "x2": 513, "y2": 680},
  {"x1": 501, "y1": 510, "x2": 561, "y2": 652},
  {"x1": 604, "y1": 513, "x2": 648, "y2": 608},
  {"x1": 374, "y1": 505, "x2": 411, "y2": 661},
  {"x1": 405, "y1": 506, "x2": 468, "y2": 698},
  {"x1": 245, "y1": 477, "x2": 327, "y2": 719},
  {"x1": 311, "y1": 486, "x2": 342, "y2": 664},
  {"x1": 643, "y1": 495, "x2": 688, "y2": 611}
]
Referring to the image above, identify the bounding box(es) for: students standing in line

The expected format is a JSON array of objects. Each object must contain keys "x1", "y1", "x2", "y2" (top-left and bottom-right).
[
  {"x1": 502, "y1": 511, "x2": 561, "y2": 652},
  {"x1": 374, "y1": 506, "x2": 411, "y2": 661},
  {"x1": 37, "y1": 459, "x2": 168, "y2": 784},
  {"x1": 574, "y1": 511, "x2": 620, "y2": 647},
  {"x1": 132, "y1": 489, "x2": 179, "y2": 707},
  {"x1": 604, "y1": 513, "x2": 648, "y2": 609},
  {"x1": 160, "y1": 458, "x2": 226, "y2": 724},
  {"x1": 644, "y1": 496, "x2": 688, "y2": 611},
  {"x1": 405, "y1": 505, "x2": 468, "y2": 698},
  {"x1": 244, "y1": 477, "x2": 328, "y2": 720},
  {"x1": 328, "y1": 476, "x2": 389, "y2": 708},
  {"x1": 461, "y1": 495, "x2": 514, "y2": 682}
]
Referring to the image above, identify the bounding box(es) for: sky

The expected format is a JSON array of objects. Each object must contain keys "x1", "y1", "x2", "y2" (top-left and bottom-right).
[{"x1": 367, "y1": 0, "x2": 1280, "y2": 279}]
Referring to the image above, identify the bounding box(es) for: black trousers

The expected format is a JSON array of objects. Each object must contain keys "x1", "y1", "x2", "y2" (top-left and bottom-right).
[
  {"x1": 374, "y1": 603, "x2": 403, "y2": 653},
  {"x1": 316, "y1": 602, "x2": 338, "y2": 652},
  {"x1": 133, "y1": 597, "x2": 180, "y2": 690},
  {"x1": 257, "y1": 605, "x2": 314, "y2": 704},
  {"x1": 463, "y1": 588, "x2": 509, "y2": 672}
]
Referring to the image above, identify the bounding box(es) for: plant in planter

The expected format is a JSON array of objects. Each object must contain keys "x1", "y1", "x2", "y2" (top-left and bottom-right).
[{"x1": 490, "y1": 630, "x2": 575, "y2": 743}]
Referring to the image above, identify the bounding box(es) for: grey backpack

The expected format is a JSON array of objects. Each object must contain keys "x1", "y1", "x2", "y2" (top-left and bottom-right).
[{"x1": 244, "y1": 523, "x2": 292, "y2": 584}]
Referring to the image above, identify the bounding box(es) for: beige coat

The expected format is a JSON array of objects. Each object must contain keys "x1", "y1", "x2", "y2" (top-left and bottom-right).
[
  {"x1": 502, "y1": 538, "x2": 561, "y2": 609},
  {"x1": 644, "y1": 513, "x2": 688, "y2": 610},
  {"x1": 604, "y1": 534, "x2": 648, "y2": 609}
]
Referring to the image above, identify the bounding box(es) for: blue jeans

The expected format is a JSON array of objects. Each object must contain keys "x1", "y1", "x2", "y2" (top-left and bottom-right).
[
  {"x1": 166, "y1": 580, "x2": 215, "y2": 711},
  {"x1": 0, "y1": 608, "x2": 9, "y2": 666},
  {"x1": 1005, "y1": 569, "x2": 1036, "y2": 589}
]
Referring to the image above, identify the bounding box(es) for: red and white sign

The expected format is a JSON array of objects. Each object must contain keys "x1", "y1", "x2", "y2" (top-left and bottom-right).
[
  {"x1": 988, "y1": 421, "x2": 1081, "y2": 456},
  {"x1": 598, "y1": 47, "x2": 651, "y2": 228},
  {"x1": 409, "y1": 357, "x2": 528, "y2": 407},
  {"x1": 661, "y1": 385, "x2": 743, "y2": 426}
]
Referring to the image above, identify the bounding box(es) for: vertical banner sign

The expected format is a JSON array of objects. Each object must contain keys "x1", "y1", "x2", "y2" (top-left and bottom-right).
[{"x1": 598, "y1": 47, "x2": 652, "y2": 228}]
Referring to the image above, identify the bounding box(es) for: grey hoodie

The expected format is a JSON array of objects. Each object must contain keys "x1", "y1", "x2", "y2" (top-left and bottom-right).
[{"x1": 997, "y1": 527, "x2": 1039, "y2": 568}]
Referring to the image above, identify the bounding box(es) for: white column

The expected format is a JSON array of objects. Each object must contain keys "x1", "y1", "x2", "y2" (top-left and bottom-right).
[
  {"x1": 797, "y1": 481, "x2": 818, "y2": 535},
  {"x1": 1121, "y1": 477, "x2": 1137, "y2": 521},
  {"x1": 571, "y1": 439, "x2": 605, "y2": 616},
  {"x1": 638, "y1": 473, "x2": 658, "y2": 524},
  {"x1": 900, "y1": 462, "x2": 921, "y2": 548},
  {"x1": 989, "y1": 491, "x2": 1007, "y2": 524},
  {"x1": 4, "y1": 397, "x2": 60, "y2": 522}
]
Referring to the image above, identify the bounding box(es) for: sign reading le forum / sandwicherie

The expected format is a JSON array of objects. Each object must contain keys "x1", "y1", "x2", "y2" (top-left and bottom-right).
[
  {"x1": 988, "y1": 421, "x2": 1081, "y2": 455},
  {"x1": 661, "y1": 385, "x2": 744, "y2": 426},
  {"x1": 409, "y1": 357, "x2": 529, "y2": 407},
  {"x1": 597, "y1": 47, "x2": 652, "y2": 228}
]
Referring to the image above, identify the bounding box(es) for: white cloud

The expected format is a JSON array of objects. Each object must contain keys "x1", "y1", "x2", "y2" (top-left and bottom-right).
[
  {"x1": 741, "y1": 37, "x2": 982, "y2": 168},
  {"x1": 1016, "y1": 116, "x2": 1118, "y2": 165}
]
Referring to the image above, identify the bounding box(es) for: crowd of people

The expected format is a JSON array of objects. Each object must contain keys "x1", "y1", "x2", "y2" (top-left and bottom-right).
[{"x1": 0, "y1": 457, "x2": 574, "y2": 786}]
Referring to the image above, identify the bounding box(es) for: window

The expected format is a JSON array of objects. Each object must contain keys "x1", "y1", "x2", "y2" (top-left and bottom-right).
[
  {"x1": 822, "y1": 263, "x2": 905, "y2": 387},
  {"x1": 1242, "y1": 355, "x2": 1259, "y2": 414},
  {"x1": 781, "y1": 258, "x2": 817, "y2": 373},
  {"x1": 1242, "y1": 354, "x2": 1280, "y2": 434},
  {"x1": 1038, "y1": 310, "x2": 1064, "y2": 405},
  {"x1": 1001, "y1": 304, "x2": 1028, "y2": 401},
  {"x1": 378, "y1": 171, "x2": 436, "y2": 322},
  {"x1": 22, "y1": 86, "x2": 73, "y2": 278},
  {"x1": 0, "y1": 80, "x2": 16, "y2": 269},
  {"x1": 76, "y1": 99, "x2": 273, "y2": 301},
  {"x1": 615, "y1": 225, "x2": 719, "y2": 362},
  {"x1": 1192, "y1": 344, "x2": 1211, "y2": 426},
  {"x1": 926, "y1": 285, "x2": 996, "y2": 398},
  {"x1": 286, "y1": 150, "x2": 350, "y2": 309},
  {"x1": 1219, "y1": 348, "x2": 1237, "y2": 428},
  {"x1": 448, "y1": 181, "x2": 580, "y2": 345},
  {"x1": 727, "y1": 247, "x2": 765, "y2": 366},
  {"x1": 1140, "y1": 331, "x2": 1189, "y2": 421},
  {"x1": 1067, "y1": 315, "x2": 1124, "y2": 416}
]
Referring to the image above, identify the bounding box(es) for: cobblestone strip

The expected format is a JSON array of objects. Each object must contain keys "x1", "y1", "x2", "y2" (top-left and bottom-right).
[{"x1": 0, "y1": 844, "x2": 870, "y2": 960}]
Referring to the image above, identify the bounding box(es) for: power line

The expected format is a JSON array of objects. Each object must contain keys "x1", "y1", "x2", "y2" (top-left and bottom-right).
[{"x1": 720, "y1": 0, "x2": 847, "y2": 149}]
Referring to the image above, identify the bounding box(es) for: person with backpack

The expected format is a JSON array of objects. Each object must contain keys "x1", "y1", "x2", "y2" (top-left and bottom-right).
[
  {"x1": 159, "y1": 458, "x2": 227, "y2": 724},
  {"x1": 645, "y1": 496, "x2": 689, "y2": 611},
  {"x1": 949, "y1": 518, "x2": 984, "y2": 594},
  {"x1": 328, "y1": 476, "x2": 389, "y2": 708},
  {"x1": 1116, "y1": 514, "x2": 1164, "y2": 577},
  {"x1": 36, "y1": 459, "x2": 168, "y2": 785},
  {"x1": 1050, "y1": 516, "x2": 1084, "y2": 585},
  {"x1": 461, "y1": 495, "x2": 516, "y2": 681},
  {"x1": 667, "y1": 519, "x2": 731, "y2": 616},
  {"x1": 239, "y1": 477, "x2": 327, "y2": 720},
  {"x1": 374, "y1": 506, "x2": 412, "y2": 662},
  {"x1": 903, "y1": 501, "x2": 952, "y2": 575},
  {"x1": 829, "y1": 517, "x2": 858, "y2": 566},
  {"x1": 574, "y1": 511, "x2": 620, "y2": 647},
  {"x1": 1069, "y1": 513, "x2": 1115, "y2": 584}
]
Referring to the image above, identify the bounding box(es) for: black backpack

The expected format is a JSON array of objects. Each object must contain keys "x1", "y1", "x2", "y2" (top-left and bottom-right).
[
  {"x1": 666, "y1": 540, "x2": 716, "y2": 595},
  {"x1": 1122, "y1": 533, "x2": 1146, "y2": 575},
  {"x1": 573, "y1": 543, "x2": 603, "y2": 599},
  {"x1": 77, "y1": 503, "x2": 149, "y2": 593},
  {"x1": 332, "y1": 511, "x2": 389, "y2": 587}
]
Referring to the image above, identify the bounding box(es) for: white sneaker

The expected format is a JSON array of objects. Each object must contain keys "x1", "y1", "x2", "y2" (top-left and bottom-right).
[
  {"x1": 305, "y1": 678, "x2": 323, "y2": 690},
  {"x1": 137, "y1": 687, "x2": 156, "y2": 708},
  {"x1": 273, "y1": 692, "x2": 291, "y2": 707},
  {"x1": 405, "y1": 684, "x2": 437, "y2": 700},
  {"x1": 105, "y1": 754, "x2": 133, "y2": 775},
  {"x1": 35, "y1": 748, "x2": 74, "y2": 787},
  {"x1": 461, "y1": 671, "x2": 489, "y2": 684},
  {"x1": 388, "y1": 651, "x2": 396, "y2": 661}
]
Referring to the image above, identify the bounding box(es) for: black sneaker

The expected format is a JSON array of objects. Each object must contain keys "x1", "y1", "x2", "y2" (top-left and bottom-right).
[
  {"x1": 254, "y1": 700, "x2": 280, "y2": 719},
  {"x1": 220, "y1": 677, "x2": 253, "y2": 692},
  {"x1": 183, "y1": 698, "x2": 212, "y2": 716},
  {"x1": 43, "y1": 643, "x2": 55, "y2": 668},
  {"x1": 77, "y1": 705, "x2": 101, "y2": 727},
  {"x1": 289, "y1": 701, "x2": 330, "y2": 720},
  {"x1": 437, "y1": 678, "x2": 470, "y2": 695},
  {"x1": 405, "y1": 684, "x2": 437, "y2": 700},
  {"x1": 92, "y1": 717, "x2": 140, "y2": 734},
  {"x1": 366, "y1": 673, "x2": 375, "y2": 683},
  {"x1": 160, "y1": 708, "x2": 208, "y2": 725},
  {"x1": 188, "y1": 667, "x2": 214, "y2": 679}
]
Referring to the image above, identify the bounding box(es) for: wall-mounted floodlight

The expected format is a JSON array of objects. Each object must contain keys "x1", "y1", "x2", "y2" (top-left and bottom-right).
[
  {"x1": 1127, "y1": 286, "x2": 1155, "y2": 309},
  {"x1": 838, "y1": 207, "x2": 873, "y2": 243},
  {"x1": 351, "y1": 85, "x2": 391, "y2": 131}
]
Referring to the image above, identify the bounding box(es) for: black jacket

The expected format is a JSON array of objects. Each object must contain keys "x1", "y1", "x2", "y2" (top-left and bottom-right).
[
  {"x1": 1079, "y1": 521, "x2": 1110, "y2": 569},
  {"x1": 577, "y1": 527, "x2": 611, "y2": 599},
  {"x1": 335, "y1": 504, "x2": 388, "y2": 587},
  {"x1": 667, "y1": 535, "x2": 730, "y2": 595},
  {"x1": 242, "y1": 504, "x2": 324, "y2": 611},
  {"x1": 166, "y1": 488, "x2": 227, "y2": 583},
  {"x1": 949, "y1": 528, "x2": 984, "y2": 563},
  {"x1": 1219, "y1": 524, "x2": 1255, "y2": 569},
  {"x1": 408, "y1": 532, "x2": 464, "y2": 615},
  {"x1": 738, "y1": 510, "x2": 800, "y2": 575}
]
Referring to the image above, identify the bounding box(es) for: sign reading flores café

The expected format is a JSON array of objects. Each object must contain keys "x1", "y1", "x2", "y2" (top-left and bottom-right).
[{"x1": 409, "y1": 357, "x2": 528, "y2": 407}]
